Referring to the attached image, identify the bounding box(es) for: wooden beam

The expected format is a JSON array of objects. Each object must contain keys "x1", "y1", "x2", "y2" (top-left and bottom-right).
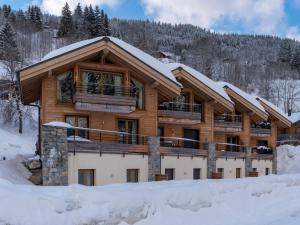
[
  {"x1": 150, "y1": 81, "x2": 159, "y2": 89},
  {"x1": 48, "y1": 70, "x2": 52, "y2": 78},
  {"x1": 100, "y1": 49, "x2": 110, "y2": 64}
]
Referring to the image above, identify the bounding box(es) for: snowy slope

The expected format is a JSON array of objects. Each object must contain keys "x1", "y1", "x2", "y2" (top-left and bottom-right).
[{"x1": 0, "y1": 174, "x2": 300, "y2": 225}]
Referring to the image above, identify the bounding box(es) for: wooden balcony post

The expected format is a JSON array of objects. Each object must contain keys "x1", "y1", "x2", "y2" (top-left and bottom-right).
[
  {"x1": 245, "y1": 147, "x2": 252, "y2": 177},
  {"x1": 207, "y1": 143, "x2": 216, "y2": 179}
]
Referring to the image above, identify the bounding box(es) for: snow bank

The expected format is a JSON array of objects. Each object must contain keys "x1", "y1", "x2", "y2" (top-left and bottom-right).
[
  {"x1": 0, "y1": 175, "x2": 300, "y2": 225},
  {"x1": 0, "y1": 126, "x2": 36, "y2": 160},
  {"x1": 277, "y1": 145, "x2": 300, "y2": 174},
  {"x1": 44, "y1": 121, "x2": 72, "y2": 128}
]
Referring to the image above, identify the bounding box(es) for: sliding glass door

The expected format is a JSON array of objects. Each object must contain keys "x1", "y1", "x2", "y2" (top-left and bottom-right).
[{"x1": 117, "y1": 119, "x2": 138, "y2": 144}]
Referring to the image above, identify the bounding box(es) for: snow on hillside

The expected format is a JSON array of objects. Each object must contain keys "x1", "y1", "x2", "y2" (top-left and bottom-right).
[
  {"x1": 0, "y1": 174, "x2": 299, "y2": 225},
  {"x1": 277, "y1": 145, "x2": 300, "y2": 174}
]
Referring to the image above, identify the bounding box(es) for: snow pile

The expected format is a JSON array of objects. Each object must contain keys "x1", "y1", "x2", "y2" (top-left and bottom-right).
[
  {"x1": 0, "y1": 126, "x2": 36, "y2": 160},
  {"x1": 277, "y1": 145, "x2": 300, "y2": 174},
  {"x1": 0, "y1": 175, "x2": 300, "y2": 225}
]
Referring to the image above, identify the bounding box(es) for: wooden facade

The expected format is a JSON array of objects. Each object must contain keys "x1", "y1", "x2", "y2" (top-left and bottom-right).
[{"x1": 18, "y1": 37, "x2": 291, "y2": 158}]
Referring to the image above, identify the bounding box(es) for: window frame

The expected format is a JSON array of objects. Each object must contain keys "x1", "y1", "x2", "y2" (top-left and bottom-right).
[
  {"x1": 78, "y1": 169, "x2": 95, "y2": 186},
  {"x1": 56, "y1": 71, "x2": 74, "y2": 104},
  {"x1": 127, "y1": 169, "x2": 139, "y2": 183},
  {"x1": 193, "y1": 168, "x2": 201, "y2": 180},
  {"x1": 65, "y1": 115, "x2": 89, "y2": 139}
]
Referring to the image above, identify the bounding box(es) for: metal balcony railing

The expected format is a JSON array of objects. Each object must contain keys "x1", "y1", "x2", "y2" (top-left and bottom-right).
[
  {"x1": 158, "y1": 102, "x2": 202, "y2": 113},
  {"x1": 74, "y1": 83, "x2": 138, "y2": 97}
]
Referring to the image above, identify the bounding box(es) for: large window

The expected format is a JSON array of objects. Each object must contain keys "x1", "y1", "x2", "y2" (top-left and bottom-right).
[
  {"x1": 117, "y1": 119, "x2": 138, "y2": 144},
  {"x1": 127, "y1": 169, "x2": 139, "y2": 182},
  {"x1": 65, "y1": 115, "x2": 88, "y2": 138},
  {"x1": 57, "y1": 71, "x2": 73, "y2": 102},
  {"x1": 78, "y1": 169, "x2": 94, "y2": 186},
  {"x1": 81, "y1": 70, "x2": 123, "y2": 95}
]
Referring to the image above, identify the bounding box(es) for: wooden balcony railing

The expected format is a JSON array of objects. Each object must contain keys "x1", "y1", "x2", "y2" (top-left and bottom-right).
[{"x1": 67, "y1": 127, "x2": 148, "y2": 155}]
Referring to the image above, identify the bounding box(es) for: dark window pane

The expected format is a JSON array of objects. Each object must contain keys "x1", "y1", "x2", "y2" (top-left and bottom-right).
[
  {"x1": 165, "y1": 168, "x2": 174, "y2": 180},
  {"x1": 193, "y1": 168, "x2": 201, "y2": 180},
  {"x1": 78, "y1": 169, "x2": 94, "y2": 186},
  {"x1": 57, "y1": 71, "x2": 73, "y2": 102},
  {"x1": 127, "y1": 169, "x2": 139, "y2": 182}
]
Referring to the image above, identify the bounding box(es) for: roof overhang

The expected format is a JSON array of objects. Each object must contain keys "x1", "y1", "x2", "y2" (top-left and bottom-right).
[
  {"x1": 257, "y1": 99, "x2": 291, "y2": 128},
  {"x1": 224, "y1": 87, "x2": 269, "y2": 121},
  {"x1": 18, "y1": 37, "x2": 181, "y2": 104},
  {"x1": 171, "y1": 68, "x2": 234, "y2": 113}
]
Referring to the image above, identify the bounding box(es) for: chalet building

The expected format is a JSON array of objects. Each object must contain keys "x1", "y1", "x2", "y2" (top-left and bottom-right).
[
  {"x1": 278, "y1": 112, "x2": 300, "y2": 144},
  {"x1": 18, "y1": 36, "x2": 291, "y2": 186}
]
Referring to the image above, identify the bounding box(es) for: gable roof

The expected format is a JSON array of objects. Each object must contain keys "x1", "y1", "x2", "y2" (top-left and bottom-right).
[
  {"x1": 218, "y1": 81, "x2": 269, "y2": 120},
  {"x1": 18, "y1": 36, "x2": 182, "y2": 103},
  {"x1": 31, "y1": 36, "x2": 180, "y2": 86},
  {"x1": 167, "y1": 63, "x2": 234, "y2": 112},
  {"x1": 256, "y1": 97, "x2": 291, "y2": 127}
]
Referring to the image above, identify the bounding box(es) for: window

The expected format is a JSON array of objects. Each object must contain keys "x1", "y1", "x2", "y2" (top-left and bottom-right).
[
  {"x1": 253, "y1": 168, "x2": 257, "y2": 172},
  {"x1": 236, "y1": 168, "x2": 241, "y2": 178},
  {"x1": 78, "y1": 169, "x2": 94, "y2": 186},
  {"x1": 265, "y1": 168, "x2": 270, "y2": 175},
  {"x1": 217, "y1": 168, "x2": 224, "y2": 178},
  {"x1": 131, "y1": 78, "x2": 144, "y2": 109},
  {"x1": 117, "y1": 119, "x2": 138, "y2": 144},
  {"x1": 127, "y1": 169, "x2": 139, "y2": 182},
  {"x1": 165, "y1": 168, "x2": 175, "y2": 180},
  {"x1": 65, "y1": 115, "x2": 88, "y2": 138},
  {"x1": 81, "y1": 70, "x2": 123, "y2": 95},
  {"x1": 193, "y1": 168, "x2": 201, "y2": 180},
  {"x1": 226, "y1": 136, "x2": 240, "y2": 152},
  {"x1": 57, "y1": 71, "x2": 73, "y2": 102}
]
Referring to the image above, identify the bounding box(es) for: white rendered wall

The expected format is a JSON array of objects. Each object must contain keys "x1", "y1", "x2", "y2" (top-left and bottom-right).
[
  {"x1": 161, "y1": 156, "x2": 207, "y2": 180},
  {"x1": 68, "y1": 153, "x2": 148, "y2": 185},
  {"x1": 216, "y1": 158, "x2": 245, "y2": 178},
  {"x1": 252, "y1": 159, "x2": 273, "y2": 176}
]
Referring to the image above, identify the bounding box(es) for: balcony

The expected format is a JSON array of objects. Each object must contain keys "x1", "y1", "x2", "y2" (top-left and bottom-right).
[
  {"x1": 159, "y1": 137, "x2": 208, "y2": 156},
  {"x1": 158, "y1": 102, "x2": 202, "y2": 125},
  {"x1": 250, "y1": 128, "x2": 271, "y2": 137},
  {"x1": 214, "y1": 114, "x2": 242, "y2": 133},
  {"x1": 251, "y1": 146, "x2": 273, "y2": 160},
  {"x1": 215, "y1": 143, "x2": 246, "y2": 158},
  {"x1": 67, "y1": 127, "x2": 148, "y2": 155},
  {"x1": 73, "y1": 84, "x2": 137, "y2": 113}
]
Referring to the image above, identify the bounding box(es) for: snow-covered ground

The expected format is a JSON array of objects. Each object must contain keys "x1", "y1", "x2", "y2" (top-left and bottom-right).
[
  {"x1": 1, "y1": 119, "x2": 300, "y2": 224},
  {"x1": 0, "y1": 174, "x2": 300, "y2": 225}
]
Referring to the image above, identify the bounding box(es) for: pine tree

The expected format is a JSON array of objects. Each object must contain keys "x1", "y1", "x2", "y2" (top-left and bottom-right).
[
  {"x1": 278, "y1": 39, "x2": 292, "y2": 63},
  {"x1": 33, "y1": 6, "x2": 43, "y2": 30},
  {"x1": 87, "y1": 5, "x2": 97, "y2": 37},
  {"x1": 57, "y1": 3, "x2": 73, "y2": 37},
  {"x1": 94, "y1": 6, "x2": 103, "y2": 36},
  {"x1": 2, "y1": 4, "x2": 11, "y2": 18},
  {"x1": 291, "y1": 47, "x2": 300, "y2": 70},
  {"x1": 73, "y1": 3, "x2": 83, "y2": 38},
  {"x1": 0, "y1": 22, "x2": 19, "y2": 62},
  {"x1": 104, "y1": 13, "x2": 110, "y2": 36}
]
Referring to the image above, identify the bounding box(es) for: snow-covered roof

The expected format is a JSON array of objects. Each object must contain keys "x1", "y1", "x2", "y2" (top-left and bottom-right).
[
  {"x1": 44, "y1": 121, "x2": 72, "y2": 128},
  {"x1": 168, "y1": 63, "x2": 233, "y2": 103},
  {"x1": 288, "y1": 112, "x2": 300, "y2": 123},
  {"x1": 41, "y1": 36, "x2": 180, "y2": 86},
  {"x1": 256, "y1": 97, "x2": 290, "y2": 122},
  {"x1": 218, "y1": 81, "x2": 266, "y2": 113}
]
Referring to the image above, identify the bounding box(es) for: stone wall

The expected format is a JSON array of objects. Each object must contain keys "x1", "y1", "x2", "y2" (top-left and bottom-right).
[
  {"x1": 147, "y1": 136, "x2": 161, "y2": 181},
  {"x1": 207, "y1": 143, "x2": 216, "y2": 178},
  {"x1": 41, "y1": 125, "x2": 68, "y2": 185},
  {"x1": 245, "y1": 147, "x2": 252, "y2": 176}
]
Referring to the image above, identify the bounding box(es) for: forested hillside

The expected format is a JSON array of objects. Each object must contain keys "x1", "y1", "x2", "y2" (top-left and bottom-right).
[{"x1": 0, "y1": 3, "x2": 300, "y2": 131}]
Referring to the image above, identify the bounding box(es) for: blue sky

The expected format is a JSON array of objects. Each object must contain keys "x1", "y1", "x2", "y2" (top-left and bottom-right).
[{"x1": 2, "y1": 0, "x2": 300, "y2": 40}]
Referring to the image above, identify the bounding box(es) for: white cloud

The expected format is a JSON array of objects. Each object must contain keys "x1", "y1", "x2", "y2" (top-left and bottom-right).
[
  {"x1": 41, "y1": 0, "x2": 121, "y2": 16},
  {"x1": 141, "y1": 0, "x2": 286, "y2": 35}
]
